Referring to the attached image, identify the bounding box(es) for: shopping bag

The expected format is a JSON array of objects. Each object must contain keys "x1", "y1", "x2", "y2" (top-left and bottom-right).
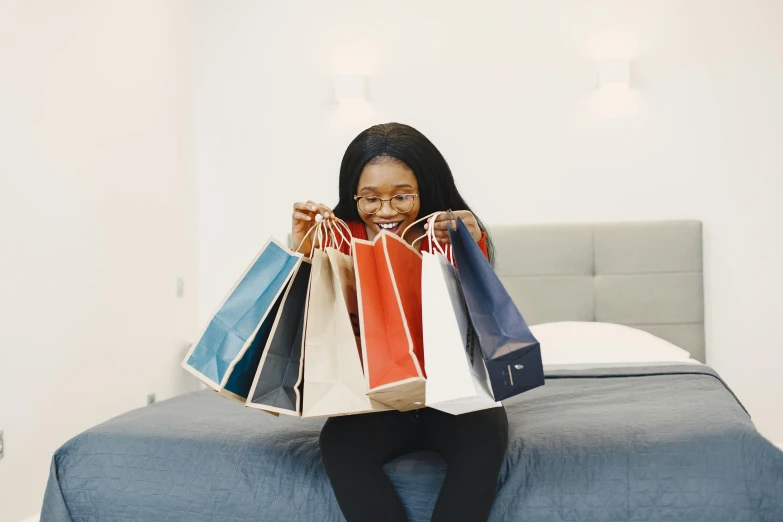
[
  {"x1": 447, "y1": 216, "x2": 545, "y2": 401},
  {"x1": 245, "y1": 258, "x2": 312, "y2": 415},
  {"x1": 353, "y1": 231, "x2": 426, "y2": 411},
  {"x1": 301, "y1": 245, "x2": 389, "y2": 417},
  {"x1": 181, "y1": 238, "x2": 302, "y2": 401},
  {"x1": 422, "y1": 246, "x2": 501, "y2": 415}
]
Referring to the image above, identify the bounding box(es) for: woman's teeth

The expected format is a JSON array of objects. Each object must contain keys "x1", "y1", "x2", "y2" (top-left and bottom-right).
[{"x1": 378, "y1": 222, "x2": 400, "y2": 230}]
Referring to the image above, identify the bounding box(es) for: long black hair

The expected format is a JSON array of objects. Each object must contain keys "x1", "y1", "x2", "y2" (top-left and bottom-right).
[{"x1": 332, "y1": 122, "x2": 494, "y2": 265}]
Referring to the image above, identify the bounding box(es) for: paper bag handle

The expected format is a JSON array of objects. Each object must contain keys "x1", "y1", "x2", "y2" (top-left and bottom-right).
[
  {"x1": 401, "y1": 211, "x2": 454, "y2": 263},
  {"x1": 401, "y1": 211, "x2": 442, "y2": 247}
]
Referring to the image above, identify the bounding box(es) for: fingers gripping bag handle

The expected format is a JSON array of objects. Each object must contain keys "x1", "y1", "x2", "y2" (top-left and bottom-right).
[{"x1": 400, "y1": 211, "x2": 446, "y2": 255}]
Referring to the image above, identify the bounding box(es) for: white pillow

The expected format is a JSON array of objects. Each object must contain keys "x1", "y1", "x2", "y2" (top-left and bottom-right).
[{"x1": 529, "y1": 321, "x2": 696, "y2": 366}]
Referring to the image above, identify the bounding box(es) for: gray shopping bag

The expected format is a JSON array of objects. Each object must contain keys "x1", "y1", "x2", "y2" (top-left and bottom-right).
[{"x1": 246, "y1": 258, "x2": 312, "y2": 415}]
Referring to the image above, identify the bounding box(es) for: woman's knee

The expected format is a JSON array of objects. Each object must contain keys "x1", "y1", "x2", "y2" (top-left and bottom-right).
[
  {"x1": 449, "y1": 408, "x2": 509, "y2": 464},
  {"x1": 319, "y1": 415, "x2": 378, "y2": 467},
  {"x1": 471, "y1": 427, "x2": 508, "y2": 465},
  {"x1": 319, "y1": 418, "x2": 351, "y2": 461}
]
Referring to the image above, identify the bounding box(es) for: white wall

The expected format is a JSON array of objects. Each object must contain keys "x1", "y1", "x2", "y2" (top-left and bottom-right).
[
  {"x1": 0, "y1": 2, "x2": 199, "y2": 521},
  {"x1": 192, "y1": 0, "x2": 783, "y2": 446}
]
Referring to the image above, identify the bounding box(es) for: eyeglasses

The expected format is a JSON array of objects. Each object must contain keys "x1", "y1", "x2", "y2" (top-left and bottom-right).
[{"x1": 354, "y1": 193, "x2": 418, "y2": 215}]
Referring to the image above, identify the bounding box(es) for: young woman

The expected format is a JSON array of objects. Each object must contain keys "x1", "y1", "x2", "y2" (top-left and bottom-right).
[{"x1": 291, "y1": 122, "x2": 508, "y2": 522}]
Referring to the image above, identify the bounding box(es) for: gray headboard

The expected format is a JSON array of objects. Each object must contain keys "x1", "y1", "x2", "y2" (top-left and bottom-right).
[{"x1": 491, "y1": 220, "x2": 706, "y2": 362}]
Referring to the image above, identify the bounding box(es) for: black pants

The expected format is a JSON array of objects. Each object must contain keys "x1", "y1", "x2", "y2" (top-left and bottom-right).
[{"x1": 319, "y1": 405, "x2": 509, "y2": 522}]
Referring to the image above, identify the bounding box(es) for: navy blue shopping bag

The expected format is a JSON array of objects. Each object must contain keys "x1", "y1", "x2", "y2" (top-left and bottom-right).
[{"x1": 447, "y1": 217, "x2": 544, "y2": 401}]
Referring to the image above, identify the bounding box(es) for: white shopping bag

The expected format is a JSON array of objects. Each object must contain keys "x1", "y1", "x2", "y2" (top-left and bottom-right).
[{"x1": 422, "y1": 246, "x2": 501, "y2": 415}]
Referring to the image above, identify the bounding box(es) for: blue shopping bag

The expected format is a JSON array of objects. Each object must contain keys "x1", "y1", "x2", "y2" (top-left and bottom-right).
[
  {"x1": 447, "y1": 217, "x2": 544, "y2": 401},
  {"x1": 182, "y1": 238, "x2": 303, "y2": 400}
]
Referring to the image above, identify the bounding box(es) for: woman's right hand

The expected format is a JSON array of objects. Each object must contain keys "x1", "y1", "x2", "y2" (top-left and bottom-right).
[{"x1": 292, "y1": 201, "x2": 333, "y2": 253}]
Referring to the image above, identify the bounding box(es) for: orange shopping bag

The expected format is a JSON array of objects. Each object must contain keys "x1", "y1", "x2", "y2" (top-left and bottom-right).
[{"x1": 353, "y1": 230, "x2": 425, "y2": 411}]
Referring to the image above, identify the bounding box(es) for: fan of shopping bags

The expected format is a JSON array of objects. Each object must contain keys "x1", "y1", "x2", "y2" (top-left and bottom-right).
[{"x1": 181, "y1": 212, "x2": 544, "y2": 417}]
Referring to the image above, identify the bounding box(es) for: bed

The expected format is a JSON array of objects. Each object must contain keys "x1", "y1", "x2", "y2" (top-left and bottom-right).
[{"x1": 40, "y1": 220, "x2": 783, "y2": 521}]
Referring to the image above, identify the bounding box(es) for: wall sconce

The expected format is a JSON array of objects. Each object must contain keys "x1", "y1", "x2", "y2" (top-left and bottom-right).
[
  {"x1": 598, "y1": 60, "x2": 631, "y2": 89},
  {"x1": 333, "y1": 74, "x2": 367, "y2": 102}
]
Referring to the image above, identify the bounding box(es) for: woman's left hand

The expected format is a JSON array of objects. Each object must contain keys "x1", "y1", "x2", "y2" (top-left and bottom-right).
[{"x1": 424, "y1": 210, "x2": 482, "y2": 244}]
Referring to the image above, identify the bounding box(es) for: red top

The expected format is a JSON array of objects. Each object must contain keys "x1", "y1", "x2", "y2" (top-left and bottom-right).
[{"x1": 339, "y1": 220, "x2": 489, "y2": 260}]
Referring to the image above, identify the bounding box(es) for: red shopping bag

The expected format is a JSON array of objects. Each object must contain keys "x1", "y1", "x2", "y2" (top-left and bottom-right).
[{"x1": 353, "y1": 231, "x2": 425, "y2": 411}]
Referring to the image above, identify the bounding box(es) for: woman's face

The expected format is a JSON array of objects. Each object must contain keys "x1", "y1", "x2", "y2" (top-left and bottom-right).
[{"x1": 355, "y1": 158, "x2": 421, "y2": 241}]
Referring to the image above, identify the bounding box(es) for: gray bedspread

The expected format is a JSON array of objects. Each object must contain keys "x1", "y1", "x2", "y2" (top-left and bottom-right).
[{"x1": 41, "y1": 364, "x2": 783, "y2": 521}]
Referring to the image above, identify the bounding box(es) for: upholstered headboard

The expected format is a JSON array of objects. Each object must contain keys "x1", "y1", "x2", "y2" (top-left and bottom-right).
[{"x1": 490, "y1": 220, "x2": 706, "y2": 362}]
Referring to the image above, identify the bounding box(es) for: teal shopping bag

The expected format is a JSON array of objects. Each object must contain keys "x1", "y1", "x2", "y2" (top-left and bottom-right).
[{"x1": 182, "y1": 238, "x2": 303, "y2": 400}]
